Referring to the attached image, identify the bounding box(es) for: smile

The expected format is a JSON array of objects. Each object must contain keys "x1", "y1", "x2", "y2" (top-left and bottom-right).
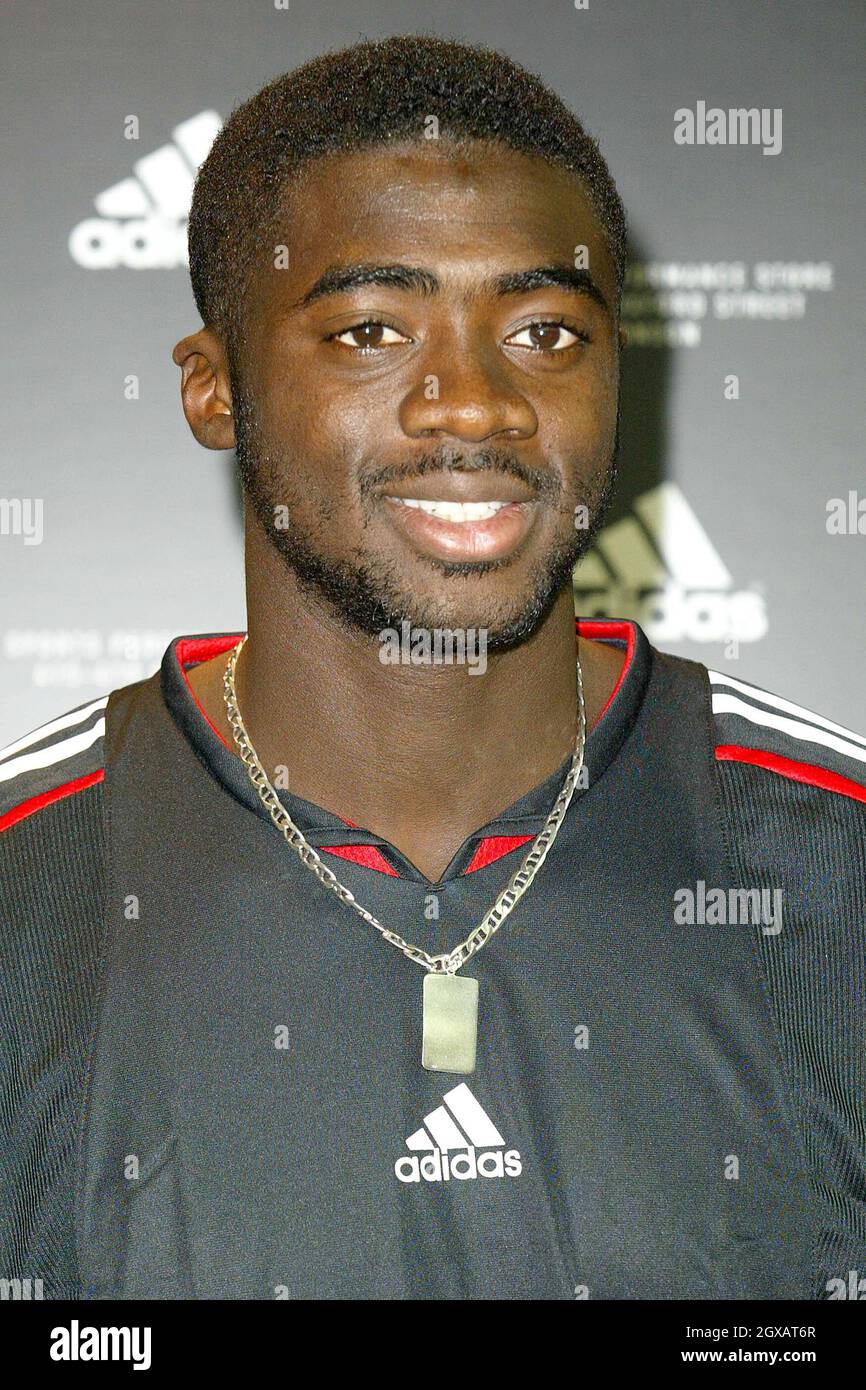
[
  {"x1": 386, "y1": 498, "x2": 514, "y2": 522},
  {"x1": 382, "y1": 495, "x2": 538, "y2": 562}
]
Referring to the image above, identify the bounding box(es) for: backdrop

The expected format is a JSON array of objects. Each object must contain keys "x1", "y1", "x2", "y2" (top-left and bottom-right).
[{"x1": 2, "y1": 0, "x2": 863, "y2": 744}]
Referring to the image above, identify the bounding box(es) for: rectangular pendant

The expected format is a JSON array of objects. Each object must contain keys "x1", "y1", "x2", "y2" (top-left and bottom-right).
[{"x1": 422, "y1": 973, "x2": 479, "y2": 1075}]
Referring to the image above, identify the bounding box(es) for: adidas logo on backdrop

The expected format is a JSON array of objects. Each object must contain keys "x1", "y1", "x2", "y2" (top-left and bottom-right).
[
  {"x1": 68, "y1": 111, "x2": 222, "y2": 268},
  {"x1": 573, "y1": 481, "x2": 767, "y2": 644},
  {"x1": 394, "y1": 1083, "x2": 521, "y2": 1184}
]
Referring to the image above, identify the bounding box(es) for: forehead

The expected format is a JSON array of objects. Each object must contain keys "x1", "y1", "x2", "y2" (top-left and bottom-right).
[{"x1": 254, "y1": 139, "x2": 616, "y2": 305}]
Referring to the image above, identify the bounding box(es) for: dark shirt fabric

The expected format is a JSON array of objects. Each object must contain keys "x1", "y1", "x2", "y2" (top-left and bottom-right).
[{"x1": 1, "y1": 619, "x2": 864, "y2": 1300}]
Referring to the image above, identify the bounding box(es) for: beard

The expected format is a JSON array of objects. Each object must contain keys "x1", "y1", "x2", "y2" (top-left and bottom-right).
[{"x1": 233, "y1": 384, "x2": 620, "y2": 654}]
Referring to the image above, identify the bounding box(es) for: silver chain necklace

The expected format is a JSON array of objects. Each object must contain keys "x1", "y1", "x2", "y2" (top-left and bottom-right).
[{"x1": 223, "y1": 636, "x2": 586, "y2": 1074}]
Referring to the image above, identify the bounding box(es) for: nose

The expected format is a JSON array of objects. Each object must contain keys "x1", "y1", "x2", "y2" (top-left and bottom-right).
[{"x1": 399, "y1": 339, "x2": 538, "y2": 444}]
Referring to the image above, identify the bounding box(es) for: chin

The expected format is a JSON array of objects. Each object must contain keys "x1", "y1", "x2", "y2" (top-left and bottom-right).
[
  {"x1": 379, "y1": 562, "x2": 574, "y2": 654},
  {"x1": 262, "y1": 506, "x2": 581, "y2": 651}
]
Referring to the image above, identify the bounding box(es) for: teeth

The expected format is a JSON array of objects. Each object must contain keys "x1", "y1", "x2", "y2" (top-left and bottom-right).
[{"x1": 388, "y1": 498, "x2": 512, "y2": 522}]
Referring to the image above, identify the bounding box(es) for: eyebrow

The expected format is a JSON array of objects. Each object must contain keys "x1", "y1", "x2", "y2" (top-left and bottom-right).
[{"x1": 295, "y1": 262, "x2": 612, "y2": 317}]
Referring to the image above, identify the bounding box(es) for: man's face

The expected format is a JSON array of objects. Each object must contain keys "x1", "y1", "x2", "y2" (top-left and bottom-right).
[{"x1": 232, "y1": 139, "x2": 623, "y2": 649}]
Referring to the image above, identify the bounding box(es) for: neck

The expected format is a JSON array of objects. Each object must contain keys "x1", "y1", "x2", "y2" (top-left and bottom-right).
[{"x1": 193, "y1": 515, "x2": 621, "y2": 881}]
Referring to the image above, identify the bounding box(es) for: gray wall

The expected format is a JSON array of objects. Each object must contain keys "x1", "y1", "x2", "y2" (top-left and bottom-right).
[{"x1": 1, "y1": 0, "x2": 863, "y2": 742}]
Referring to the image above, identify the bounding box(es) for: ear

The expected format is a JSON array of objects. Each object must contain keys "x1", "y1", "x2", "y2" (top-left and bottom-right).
[{"x1": 172, "y1": 327, "x2": 236, "y2": 450}]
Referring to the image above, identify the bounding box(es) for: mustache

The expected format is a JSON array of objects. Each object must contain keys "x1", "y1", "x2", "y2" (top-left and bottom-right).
[{"x1": 358, "y1": 447, "x2": 562, "y2": 501}]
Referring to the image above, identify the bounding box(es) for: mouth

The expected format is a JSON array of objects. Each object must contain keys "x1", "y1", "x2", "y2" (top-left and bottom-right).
[{"x1": 383, "y1": 495, "x2": 539, "y2": 562}]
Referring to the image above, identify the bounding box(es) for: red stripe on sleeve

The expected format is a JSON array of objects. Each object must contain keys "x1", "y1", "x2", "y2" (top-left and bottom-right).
[
  {"x1": 0, "y1": 768, "x2": 105, "y2": 834},
  {"x1": 716, "y1": 744, "x2": 866, "y2": 806}
]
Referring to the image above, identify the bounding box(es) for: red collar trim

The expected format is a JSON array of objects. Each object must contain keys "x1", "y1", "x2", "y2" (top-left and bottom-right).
[
  {"x1": 577, "y1": 618, "x2": 635, "y2": 720},
  {"x1": 464, "y1": 621, "x2": 635, "y2": 873},
  {"x1": 464, "y1": 833, "x2": 535, "y2": 875},
  {"x1": 323, "y1": 842, "x2": 400, "y2": 876},
  {"x1": 177, "y1": 635, "x2": 243, "y2": 753},
  {"x1": 175, "y1": 620, "x2": 635, "y2": 878}
]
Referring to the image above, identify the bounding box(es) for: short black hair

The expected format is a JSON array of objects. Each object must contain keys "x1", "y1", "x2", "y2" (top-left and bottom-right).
[{"x1": 188, "y1": 34, "x2": 628, "y2": 363}]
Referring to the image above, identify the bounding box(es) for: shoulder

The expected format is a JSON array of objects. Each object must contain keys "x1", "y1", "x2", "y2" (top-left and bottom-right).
[
  {"x1": 703, "y1": 664, "x2": 865, "y2": 944},
  {"x1": 0, "y1": 690, "x2": 110, "y2": 966},
  {"x1": 704, "y1": 669, "x2": 866, "y2": 1264},
  {"x1": 0, "y1": 695, "x2": 111, "y2": 1295},
  {"x1": 706, "y1": 665, "x2": 866, "y2": 812},
  {"x1": 0, "y1": 692, "x2": 108, "y2": 838},
  {"x1": 0, "y1": 691, "x2": 108, "y2": 968}
]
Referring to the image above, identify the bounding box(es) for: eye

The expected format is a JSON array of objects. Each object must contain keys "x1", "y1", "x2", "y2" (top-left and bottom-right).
[
  {"x1": 330, "y1": 321, "x2": 412, "y2": 351},
  {"x1": 505, "y1": 321, "x2": 586, "y2": 352}
]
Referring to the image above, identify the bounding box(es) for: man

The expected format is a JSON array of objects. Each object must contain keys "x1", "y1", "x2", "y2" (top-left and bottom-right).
[{"x1": 1, "y1": 35, "x2": 864, "y2": 1301}]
